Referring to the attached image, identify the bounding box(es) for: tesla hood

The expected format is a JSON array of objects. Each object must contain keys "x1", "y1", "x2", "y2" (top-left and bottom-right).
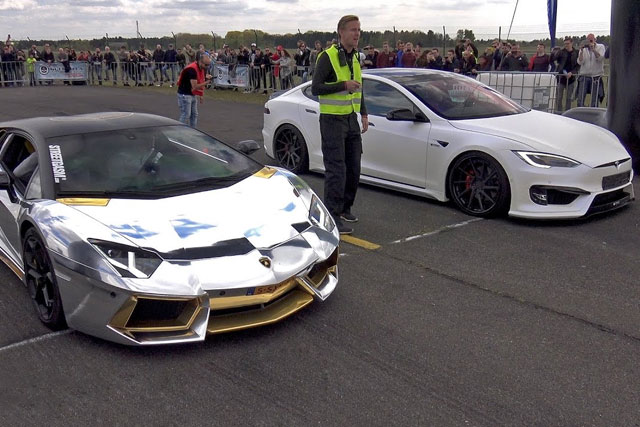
[{"x1": 449, "y1": 110, "x2": 631, "y2": 167}]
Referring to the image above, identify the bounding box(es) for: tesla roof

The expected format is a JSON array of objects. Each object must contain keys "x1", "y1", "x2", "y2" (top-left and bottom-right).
[
  {"x1": 363, "y1": 68, "x2": 444, "y2": 78},
  {"x1": 0, "y1": 112, "x2": 181, "y2": 140}
]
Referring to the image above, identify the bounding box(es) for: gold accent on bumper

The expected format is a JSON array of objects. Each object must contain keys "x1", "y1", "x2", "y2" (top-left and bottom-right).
[
  {"x1": 253, "y1": 166, "x2": 277, "y2": 179},
  {"x1": 109, "y1": 295, "x2": 203, "y2": 337},
  {"x1": 207, "y1": 289, "x2": 314, "y2": 334},
  {"x1": 209, "y1": 277, "x2": 299, "y2": 310},
  {"x1": 57, "y1": 198, "x2": 110, "y2": 206}
]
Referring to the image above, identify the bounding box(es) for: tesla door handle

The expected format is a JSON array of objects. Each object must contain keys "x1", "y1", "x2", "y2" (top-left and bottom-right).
[{"x1": 305, "y1": 109, "x2": 317, "y2": 114}]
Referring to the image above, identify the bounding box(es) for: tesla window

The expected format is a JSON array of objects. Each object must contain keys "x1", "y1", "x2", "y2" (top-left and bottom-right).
[
  {"x1": 363, "y1": 79, "x2": 417, "y2": 117},
  {"x1": 47, "y1": 126, "x2": 262, "y2": 198},
  {"x1": 392, "y1": 73, "x2": 527, "y2": 120}
]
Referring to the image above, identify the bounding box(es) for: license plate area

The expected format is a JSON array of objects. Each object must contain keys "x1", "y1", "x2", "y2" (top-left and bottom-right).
[
  {"x1": 602, "y1": 171, "x2": 630, "y2": 190},
  {"x1": 247, "y1": 283, "x2": 285, "y2": 296}
]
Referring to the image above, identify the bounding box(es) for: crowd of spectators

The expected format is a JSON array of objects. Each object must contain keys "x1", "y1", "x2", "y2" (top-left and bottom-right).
[{"x1": 1, "y1": 34, "x2": 608, "y2": 111}]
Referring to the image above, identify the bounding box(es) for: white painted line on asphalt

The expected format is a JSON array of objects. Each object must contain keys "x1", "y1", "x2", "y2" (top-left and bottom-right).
[
  {"x1": 0, "y1": 329, "x2": 73, "y2": 354},
  {"x1": 391, "y1": 218, "x2": 484, "y2": 244}
]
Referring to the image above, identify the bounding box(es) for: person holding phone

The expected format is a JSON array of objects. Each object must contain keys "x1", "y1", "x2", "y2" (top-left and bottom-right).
[{"x1": 176, "y1": 52, "x2": 212, "y2": 127}]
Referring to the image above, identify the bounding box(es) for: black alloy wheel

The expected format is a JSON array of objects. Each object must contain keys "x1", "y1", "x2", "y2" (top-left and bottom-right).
[
  {"x1": 448, "y1": 151, "x2": 510, "y2": 217},
  {"x1": 274, "y1": 124, "x2": 308, "y2": 174},
  {"x1": 23, "y1": 228, "x2": 66, "y2": 329}
]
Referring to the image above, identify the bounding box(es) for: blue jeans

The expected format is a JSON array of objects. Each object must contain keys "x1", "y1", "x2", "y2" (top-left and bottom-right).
[{"x1": 178, "y1": 93, "x2": 198, "y2": 127}]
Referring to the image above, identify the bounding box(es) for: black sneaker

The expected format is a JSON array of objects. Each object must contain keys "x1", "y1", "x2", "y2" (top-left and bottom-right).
[
  {"x1": 337, "y1": 223, "x2": 353, "y2": 235},
  {"x1": 334, "y1": 218, "x2": 353, "y2": 235},
  {"x1": 340, "y1": 211, "x2": 358, "y2": 223}
]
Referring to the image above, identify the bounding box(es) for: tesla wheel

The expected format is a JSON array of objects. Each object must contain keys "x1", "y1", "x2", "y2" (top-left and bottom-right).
[
  {"x1": 23, "y1": 228, "x2": 66, "y2": 330},
  {"x1": 274, "y1": 124, "x2": 308, "y2": 174},
  {"x1": 448, "y1": 151, "x2": 510, "y2": 217}
]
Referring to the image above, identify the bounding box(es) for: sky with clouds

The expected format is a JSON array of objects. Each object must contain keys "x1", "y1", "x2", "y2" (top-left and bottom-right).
[{"x1": 1, "y1": 0, "x2": 611, "y2": 41}]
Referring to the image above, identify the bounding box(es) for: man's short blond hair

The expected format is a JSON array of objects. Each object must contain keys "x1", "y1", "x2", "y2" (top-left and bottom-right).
[{"x1": 337, "y1": 15, "x2": 359, "y2": 32}]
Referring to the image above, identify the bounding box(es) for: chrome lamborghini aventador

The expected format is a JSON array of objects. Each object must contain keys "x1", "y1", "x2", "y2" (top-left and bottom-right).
[{"x1": 0, "y1": 112, "x2": 339, "y2": 345}]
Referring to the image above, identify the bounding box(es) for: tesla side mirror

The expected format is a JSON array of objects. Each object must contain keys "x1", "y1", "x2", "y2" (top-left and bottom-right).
[
  {"x1": 237, "y1": 140, "x2": 261, "y2": 155},
  {"x1": 0, "y1": 167, "x2": 10, "y2": 190},
  {"x1": 386, "y1": 108, "x2": 429, "y2": 123}
]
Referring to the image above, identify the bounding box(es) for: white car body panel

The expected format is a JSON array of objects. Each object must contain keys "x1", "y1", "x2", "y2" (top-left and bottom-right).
[{"x1": 263, "y1": 70, "x2": 634, "y2": 219}]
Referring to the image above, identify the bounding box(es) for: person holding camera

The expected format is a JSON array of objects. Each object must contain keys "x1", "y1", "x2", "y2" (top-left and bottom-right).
[
  {"x1": 576, "y1": 33, "x2": 606, "y2": 107},
  {"x1": 176, "y1": 52, "x2": 212, "y2": 128}
]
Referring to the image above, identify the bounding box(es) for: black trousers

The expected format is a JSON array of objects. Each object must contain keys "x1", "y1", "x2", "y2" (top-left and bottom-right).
[{"x1": 319, "y1": 112, "x2": 362, "y2": 218}]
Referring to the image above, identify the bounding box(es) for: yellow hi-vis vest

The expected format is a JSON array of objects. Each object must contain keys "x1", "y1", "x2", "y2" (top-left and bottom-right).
[{"x1": 318, "y1": 45, "x2": 362, "y2": 115}]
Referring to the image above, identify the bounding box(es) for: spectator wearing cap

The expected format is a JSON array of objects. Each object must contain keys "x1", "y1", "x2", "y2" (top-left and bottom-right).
[{"x1": 362, "y1": 45, "x2": 377, "y2": 69}]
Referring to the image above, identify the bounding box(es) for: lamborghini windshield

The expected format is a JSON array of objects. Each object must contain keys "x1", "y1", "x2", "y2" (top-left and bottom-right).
[
  {"x1": 47, "y1": 125, "x2": 262, "y2": 198},
  {"x1": 391, "y1": 73, "x2": 528, "y2": 120}
]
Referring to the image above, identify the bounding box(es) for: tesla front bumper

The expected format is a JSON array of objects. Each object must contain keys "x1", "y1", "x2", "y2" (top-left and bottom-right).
[{"x1": 505, "y1": 153, "x2": 635, "y2": 219}]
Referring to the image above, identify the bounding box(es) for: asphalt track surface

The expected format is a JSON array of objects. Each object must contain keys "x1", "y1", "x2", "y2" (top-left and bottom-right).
[{"x1": 1, "y1": 86, "x2": 639, "y2": 426}]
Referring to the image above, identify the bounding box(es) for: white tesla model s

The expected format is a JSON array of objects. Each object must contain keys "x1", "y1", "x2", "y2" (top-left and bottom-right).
[{"x1": 262, "y1": 69, "x2": 634, "y2": 219}]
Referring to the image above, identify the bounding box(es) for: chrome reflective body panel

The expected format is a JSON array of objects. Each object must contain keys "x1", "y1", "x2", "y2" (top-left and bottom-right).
[{"x1": 0, "y1": 168, "x2": 340, "y2": 345}]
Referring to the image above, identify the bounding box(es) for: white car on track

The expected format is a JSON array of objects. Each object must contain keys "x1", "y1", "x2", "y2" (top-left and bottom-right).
[{"x1": 262, "y1": 69, "x2": 634, "y2": 219}]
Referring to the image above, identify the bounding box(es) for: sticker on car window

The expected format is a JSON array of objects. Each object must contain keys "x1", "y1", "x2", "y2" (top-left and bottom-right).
[{"x1": 49, "y1": 144, "x2": 67, "y2": 183}]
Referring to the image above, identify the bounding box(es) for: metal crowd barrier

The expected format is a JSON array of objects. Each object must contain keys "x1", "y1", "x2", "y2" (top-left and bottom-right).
[
  {"x1": 2, "y1": 59, "x2": 607, "y2": 113},
  {"x1": 0, "y1": 61, "x2": 27, "y2": 86},
  {"x1": 477, "y1": 71, "x2": 609, "y2": 114}
]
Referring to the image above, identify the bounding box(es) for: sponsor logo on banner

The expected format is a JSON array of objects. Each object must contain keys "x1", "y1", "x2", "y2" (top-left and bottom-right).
[
  {"x1": 213, "y1": 64, "x2": 249, "y2": 88},
  {"x1": 35, "y1": 61, "x2": 88, "y2": 81}
]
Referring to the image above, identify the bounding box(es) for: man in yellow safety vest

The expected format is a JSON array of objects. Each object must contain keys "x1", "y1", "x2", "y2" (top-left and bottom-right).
[{"x1": 311, "y1": 14, "x2": 369, "y2": 235}]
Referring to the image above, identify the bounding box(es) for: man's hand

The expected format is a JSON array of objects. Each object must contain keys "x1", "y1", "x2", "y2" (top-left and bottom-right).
[
  {"x1": 361, "y1": 115, "x2": 369, "y2": 134},
  {"x1": 198, "y1": 95, "x2": 203, "y2": 104},
  {"x1": 567, "y1": 72, "x2": 573, "y2": 79},
  {"x1": 345, "y1": 80, "x2": 360, "y2": 93}
]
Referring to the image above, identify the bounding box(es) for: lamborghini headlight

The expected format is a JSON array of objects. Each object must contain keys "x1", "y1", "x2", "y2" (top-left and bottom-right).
[
  {"x1": 309, "y1": 195, "x2": 335, "y2": 232},
  {"x1": 88, "y1": 239, "x2": 162, "y2": 278},
  {"x1": 514, "y1": 151, "x2": 581, "y2": 168}
]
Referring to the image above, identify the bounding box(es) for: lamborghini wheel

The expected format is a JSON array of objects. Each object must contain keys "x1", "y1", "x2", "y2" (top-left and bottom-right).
[{"x1": 23, "y1": 228, "x2": 66, "y2": 329}]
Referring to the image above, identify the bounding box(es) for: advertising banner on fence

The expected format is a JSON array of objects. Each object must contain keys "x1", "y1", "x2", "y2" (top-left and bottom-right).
[
  {"x1": 35, "y1": 61, "x2": 88, "y2": 81},
  {"x1": 213, "y1": 64, "x2": 249, "y2": 88}
]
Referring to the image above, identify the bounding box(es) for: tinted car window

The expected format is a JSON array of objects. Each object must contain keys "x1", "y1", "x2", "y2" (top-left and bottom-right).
[
  {"x1": 392, "y1": 73, "x2": 528, "y2": 120},
  {"x1": 362, "y1": 79, "x2": 417, "y2": 117},
  {"x1": 47, "y1": 126, "x2": 262, "y2": 198},
  {"x1": 302, "y1": 85, "x2": 318, "y2": 101}
]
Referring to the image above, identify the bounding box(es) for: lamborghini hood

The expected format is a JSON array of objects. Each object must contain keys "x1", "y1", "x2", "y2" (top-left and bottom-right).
[{"x1": 68, "y1": 171, "x2": 315, "y2": 254}]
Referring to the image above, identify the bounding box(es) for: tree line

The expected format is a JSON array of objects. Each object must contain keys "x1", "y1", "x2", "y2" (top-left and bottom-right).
[{"x1": 12, "y1": 29, "x2": 610, "y2": 52}]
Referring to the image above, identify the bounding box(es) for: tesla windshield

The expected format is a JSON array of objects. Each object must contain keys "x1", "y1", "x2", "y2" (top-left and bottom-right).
[
  {"x1": 47, "y1": 125, "x2": 262, "y2": 198},
  {"x1": 392, "y1": 73, "x2": 528, "y2": 120}
]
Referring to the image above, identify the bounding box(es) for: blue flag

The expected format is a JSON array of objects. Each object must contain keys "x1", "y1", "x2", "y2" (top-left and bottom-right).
[{"x1": 548, "y1": 0, "x2": 558, "y2": 47}]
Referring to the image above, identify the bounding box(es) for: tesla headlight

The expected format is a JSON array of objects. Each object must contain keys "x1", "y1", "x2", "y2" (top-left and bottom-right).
[
  {"x1": 309, "y1": 195, "x2": 335, "y2": 232},
  {"x1": 88, "y1": 239, "x2": 162, "y2": 278},
  {"x1": 514, "y1": 151, "x2": 581, "y2": 168}
]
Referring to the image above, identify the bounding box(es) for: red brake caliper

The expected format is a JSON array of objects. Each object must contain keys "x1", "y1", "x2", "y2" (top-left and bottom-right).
[{"x1": 465, "y1": 170, "x2": 474, "y2": 190}]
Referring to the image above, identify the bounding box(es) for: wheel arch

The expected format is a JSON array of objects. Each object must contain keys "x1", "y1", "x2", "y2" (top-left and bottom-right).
[{"x1": 444, "y1": 149, "x2": 512, "y2": 200}]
